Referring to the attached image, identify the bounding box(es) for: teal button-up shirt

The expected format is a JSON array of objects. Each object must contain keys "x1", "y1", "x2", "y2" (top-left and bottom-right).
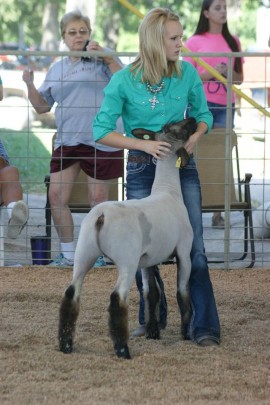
[{"x1": 93, "y1": 61, "x2": 213, "y2": 140}]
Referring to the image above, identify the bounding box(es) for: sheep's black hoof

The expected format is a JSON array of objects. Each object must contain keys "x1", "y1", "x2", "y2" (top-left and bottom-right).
[
  {"x1": 145, "y1": 322, "x2": 160, "y2": 340},
  {"x1": 181, "y1": 324, "x2": 189, "y2": 340},
  {"x1": 114, "y1": 343, "x2": 131, "y2": 359},
  {"x1": 59, "y1": 336, "x2": 73, "y2": 354}
]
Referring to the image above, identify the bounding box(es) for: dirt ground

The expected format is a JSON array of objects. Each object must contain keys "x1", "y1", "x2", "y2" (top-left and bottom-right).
[{"x1": 0, "y1": 265, "x2": 269, "y2": 405}]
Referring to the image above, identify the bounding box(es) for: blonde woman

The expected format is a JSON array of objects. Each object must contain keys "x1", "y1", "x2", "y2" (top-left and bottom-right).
[{"x1": 93, "y1": 8, "x2": 220, "y2": 346}]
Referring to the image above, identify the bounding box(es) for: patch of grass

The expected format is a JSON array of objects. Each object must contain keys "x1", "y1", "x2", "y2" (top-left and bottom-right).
[{"x1": 0, "y1": 128, "x2": 51, "y2": 193}]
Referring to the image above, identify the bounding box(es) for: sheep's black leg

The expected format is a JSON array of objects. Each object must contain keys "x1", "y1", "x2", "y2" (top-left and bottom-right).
[
  {"x1": 177, "y1": 290, "x2": 191, "y2": 339},
  {"x1": 176, "y1": 260, "x2": 191, "y2": 340},
  {"x1": 58, "y1": 285, "x2": 80, "y2": 353},
  {"x1": 108, "y1": 291, "x2": 131, "y2": 359},
  {"x1": 144, "y1": 266, "x2": 160, "y2": 340}
]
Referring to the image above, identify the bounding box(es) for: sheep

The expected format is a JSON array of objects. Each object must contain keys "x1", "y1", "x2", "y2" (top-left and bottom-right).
[
  {"x1": 58, "y1": 117, "x2": 197, "y2": 359},
  {"x1": 253, "y1": 201, "x2": 270, "y2": 239}
]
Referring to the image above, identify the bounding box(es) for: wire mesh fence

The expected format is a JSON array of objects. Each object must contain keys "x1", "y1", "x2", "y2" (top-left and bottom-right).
[{"x1": 0, "y1": 49, "x2": 269, "y2": 268}]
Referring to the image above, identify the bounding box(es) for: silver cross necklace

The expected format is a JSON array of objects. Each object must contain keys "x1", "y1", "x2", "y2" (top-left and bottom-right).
[{"x1": 146, "y1": 79, "x2": 165, "y2": 110}]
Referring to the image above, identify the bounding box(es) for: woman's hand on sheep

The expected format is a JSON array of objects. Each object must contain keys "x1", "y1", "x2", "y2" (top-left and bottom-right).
[
  {"x1": 184, "y1": 136, "x2": 197, "y2": 155},
  {"x1": 185, "y1": 131, "x2": 205, "y2": 155},
  {"x1": 143, "y1": 141, "x2": 171, "y2": 159}
]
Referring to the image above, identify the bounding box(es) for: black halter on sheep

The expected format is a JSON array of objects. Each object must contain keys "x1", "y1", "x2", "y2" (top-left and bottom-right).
[{"x1": 58, "y1": 117, "x2": 197, "y2": 359}]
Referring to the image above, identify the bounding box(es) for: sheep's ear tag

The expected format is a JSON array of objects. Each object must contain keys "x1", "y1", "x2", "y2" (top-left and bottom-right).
[
  {"x1": 175, "y1": 157, "x2": 182, "y2": 168},
  {"x1": 143, "y1": 134, "x2": 150, "y2": 140}
]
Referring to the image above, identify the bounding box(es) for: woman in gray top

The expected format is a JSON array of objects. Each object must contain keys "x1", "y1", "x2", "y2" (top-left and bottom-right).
[{"x1": 23, "y1": 10, "x2": 123, "y2": 267}]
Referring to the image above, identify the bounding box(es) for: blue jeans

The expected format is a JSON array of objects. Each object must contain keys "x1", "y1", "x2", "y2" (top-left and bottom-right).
[
  {"x1": 126, "y1": 150, "x2": 220, "y2": 343},
  {"x1": 207, "y1": 101, "x2": 235, "y2": 128},
  {"x1": 135, "y1": 265, "x2": 167, "y2": 328}
]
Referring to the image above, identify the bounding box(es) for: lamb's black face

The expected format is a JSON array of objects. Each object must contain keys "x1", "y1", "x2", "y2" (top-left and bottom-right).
[{"x1": 162, "y1": 118, "x2": 197, "y2": 143}]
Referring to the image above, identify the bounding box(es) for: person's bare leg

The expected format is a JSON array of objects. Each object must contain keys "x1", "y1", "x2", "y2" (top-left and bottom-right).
[
  {"x1": 212, "y1": 211, "x2": 224, "y2": 228},
  {"x1": 0, "y1": 165, "x2": 29, "y2": 238},
  {"x1": 0, "y1": 165, "x2": 23, "y2": 205},
  {"x1": 87, "y1": 176, "x2": 112, "y2": 266},
  {"x1": 87, "y1": 176, "x2": 110, "y2": 208},
  {"x1": 49, "y1": 163, "x2": 81, "y2": 243},
  {"x1": 212, "y1": 212, "x2": 222, "y2": 220}
]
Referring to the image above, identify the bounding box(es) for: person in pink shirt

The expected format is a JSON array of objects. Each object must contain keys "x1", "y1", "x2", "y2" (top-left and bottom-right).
[{"x1": 184, "y1": 0, "x2": 244, "y2": 228}]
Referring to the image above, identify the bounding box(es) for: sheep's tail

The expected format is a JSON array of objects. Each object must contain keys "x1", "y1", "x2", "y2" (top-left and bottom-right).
[
  {"x1": 58, "y1": 285, "x2": 80, "y2": 354},
  {"x1": 95, "y1": 213, "x2": 105, "y2": 251},
  {"x1": 95, "y1": 213, "x2": 105, "y2": 231}
]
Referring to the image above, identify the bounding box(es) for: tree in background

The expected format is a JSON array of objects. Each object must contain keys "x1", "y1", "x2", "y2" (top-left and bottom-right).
[
  {"x1": 66, "y1": 0, "x2": 97, "y2": 24},
  {"x1": 94, "y1": 0, "x2": 263, "y2": 51},
  {"x1": 0, "y1": 0, "x2": 65, "y2": 49},
  {"x1": 0, "y1": 0, "x2": 268, "y2": 52},
  {"x1": 41, "y1": 2, "x2": 61, "y2": 51}
]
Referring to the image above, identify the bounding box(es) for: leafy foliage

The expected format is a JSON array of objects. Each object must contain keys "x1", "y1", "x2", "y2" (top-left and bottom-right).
[
  {"x1": 0, "y1": 0, "x2": 65, "y2": 48},
  {"x1": 0, "y1": 0, "x2": 264, "y2": 52},
  {"x1": 94, "y1": 0, "x2": 201, "y2": 49},
  {"x1": 95, "y1": 0, "x2": 258, "y2": 51}
]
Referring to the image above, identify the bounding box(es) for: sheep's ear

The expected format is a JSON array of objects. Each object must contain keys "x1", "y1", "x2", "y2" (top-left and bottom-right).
[
  {"x1": 132, "y1": 128, "x2": 156, "y2": 141},
  {"x1": 176, "y1": 147, "x2": 190, "y2": 168}
]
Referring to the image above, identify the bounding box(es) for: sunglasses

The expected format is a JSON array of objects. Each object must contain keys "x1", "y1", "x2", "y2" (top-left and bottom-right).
[{"x1": 65, "y1": 29, "x2": 89, "y2": 36}]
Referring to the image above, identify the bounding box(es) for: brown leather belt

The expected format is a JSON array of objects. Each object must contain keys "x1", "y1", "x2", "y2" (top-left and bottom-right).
[{"x1": 127, "y1": 155, "x2": 151, "y2": 164}]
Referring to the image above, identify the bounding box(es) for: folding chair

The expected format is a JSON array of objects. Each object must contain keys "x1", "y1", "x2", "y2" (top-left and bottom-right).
[{"x1": 194, "y1": 128, "x2": 255, "y2": 268}]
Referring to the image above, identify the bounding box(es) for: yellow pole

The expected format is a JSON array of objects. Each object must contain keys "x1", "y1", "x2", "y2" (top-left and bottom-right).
[
  {"x1": 117, "y1": 0, "x2": 270, "y2": 119},
  {"x1": 117, "y1": 0, "x2": 144, "y2": 19}
]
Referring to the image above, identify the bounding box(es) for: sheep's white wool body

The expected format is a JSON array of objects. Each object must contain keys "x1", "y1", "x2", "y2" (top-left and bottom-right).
[{"x1": 253, "y1": 201, "x2": 270, "y2": 239}]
